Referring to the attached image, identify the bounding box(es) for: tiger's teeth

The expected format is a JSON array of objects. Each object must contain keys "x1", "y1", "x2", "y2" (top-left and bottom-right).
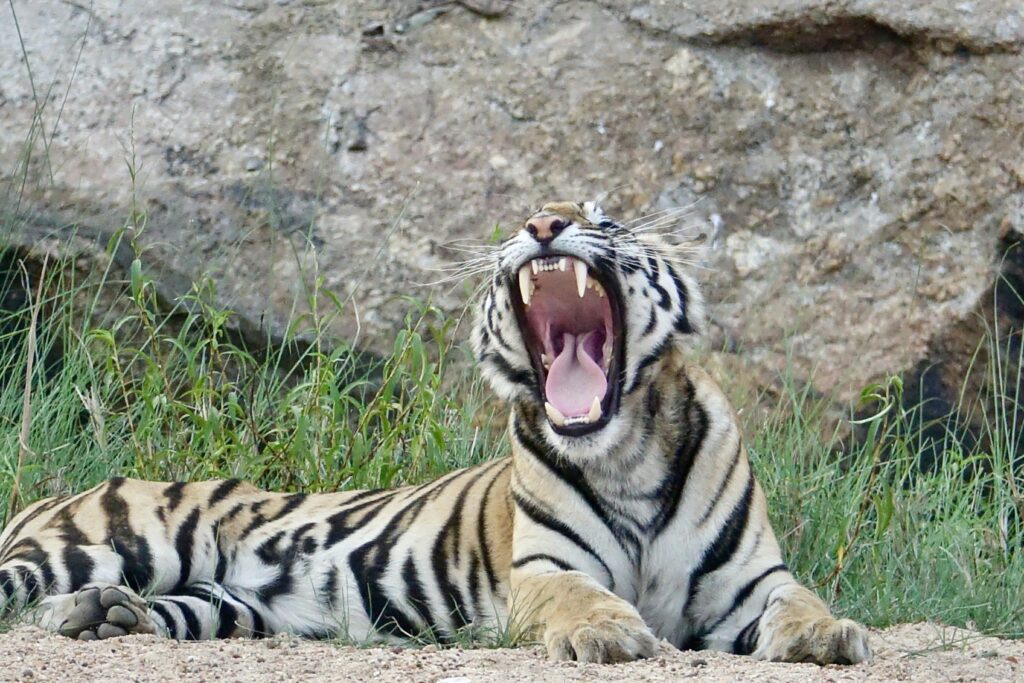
[
  {"x1": 518, "y1": 265, "x2": 533, "y2": 306},
  {"x1": 573, "y1": 259, "x2": 587, "y2": 298},
  {"x1": 541, "y1": 353, "x2": 551, "y2": 369},
  {"x1": 545, "y1": 402, "x2": 567, "y2": 427},
  {"x1": 587, "y1": 396, "x2": 602, "y2": 423},
  {"x1": 531, "y1": 260, "x2": 539, "y2": 275},
  {"x1": 559, "y1": 257, "x2": 567, "y2": 272}
]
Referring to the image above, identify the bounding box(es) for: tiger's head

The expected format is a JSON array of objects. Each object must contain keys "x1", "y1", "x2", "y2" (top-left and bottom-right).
[{"x1": 472, "y1": 201, "x2": 706, "y2": 458}]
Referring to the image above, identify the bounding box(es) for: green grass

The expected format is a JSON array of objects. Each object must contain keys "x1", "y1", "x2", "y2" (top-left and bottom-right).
[
  {"x1": 755, "y1": 360, "x2": 1024, "y2": 636},
  {"x1": 0, "y1": 257, "x2": 502, "y2": 507}
]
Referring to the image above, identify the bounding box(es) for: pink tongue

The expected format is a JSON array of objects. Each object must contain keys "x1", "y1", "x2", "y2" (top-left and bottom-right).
[{"x1": 545, "y1": 332, "x2": 607, "y2": 417}]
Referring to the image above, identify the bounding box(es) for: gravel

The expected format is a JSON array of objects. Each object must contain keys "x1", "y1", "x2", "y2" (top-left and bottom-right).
[{"x1": 0, "y1": 623, "x2": 1020, "y2": 682}]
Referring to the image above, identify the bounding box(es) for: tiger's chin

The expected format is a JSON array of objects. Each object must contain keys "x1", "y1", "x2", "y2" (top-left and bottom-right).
[{"x1": 510, "y1": 253, "x2": 625, "y2": 437}]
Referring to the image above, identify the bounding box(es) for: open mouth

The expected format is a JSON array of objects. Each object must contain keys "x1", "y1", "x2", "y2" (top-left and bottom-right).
[{"x1": 510, "y1": 255, "x2": 624, "y2": 435}]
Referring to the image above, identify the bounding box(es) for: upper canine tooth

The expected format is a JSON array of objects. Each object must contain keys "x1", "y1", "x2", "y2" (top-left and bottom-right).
[
  {"x1": 518, "y1": 265, "x2": 532, "y2": 306},
  {"x1": 587, "y1": 396, "x2": 602, "y2": 423},
  {"x1": 573, "y1": 259, "x2": 587, "y2": 298},
  {"x1": 545, "y1": 402, "x2": 567, "y2": 427}
]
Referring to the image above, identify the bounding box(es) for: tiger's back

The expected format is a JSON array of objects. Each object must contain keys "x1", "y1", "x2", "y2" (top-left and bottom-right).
[{"x1": 1, "y1": 463, "x2": 514, "y2": 640}]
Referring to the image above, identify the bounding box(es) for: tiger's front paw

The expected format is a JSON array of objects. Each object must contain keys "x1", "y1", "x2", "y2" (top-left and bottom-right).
[
  {"x1": 58, "y1": 585, "x2": 158, "y2": 641},
  {"x1": 544, "y1": 605, "x2": 659, "y2": 663},
  {"x1": 756, "y1": 615, "x2": 871, "y2": 665}
]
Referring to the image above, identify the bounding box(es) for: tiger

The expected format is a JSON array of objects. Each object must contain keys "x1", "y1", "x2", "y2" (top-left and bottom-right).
[{"x1": 0, "y1": 201, "x2": 871, "y2": 664}]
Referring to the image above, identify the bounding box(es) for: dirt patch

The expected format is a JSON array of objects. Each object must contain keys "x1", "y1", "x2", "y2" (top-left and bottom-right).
[{"x1": 0, "y1": 623, "x2": 1020, "y2": 682}]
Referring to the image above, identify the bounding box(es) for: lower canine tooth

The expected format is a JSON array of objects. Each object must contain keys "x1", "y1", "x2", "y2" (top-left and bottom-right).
[
  {"x1": 545, "y1": 402, "x2": 567, "y2": 427},
  {"x1": 587, "y1": 397, "x2": 602, "y2": 423},
  {"x1": 541, "y1": 353, "x2": 551, "y2": 368}
]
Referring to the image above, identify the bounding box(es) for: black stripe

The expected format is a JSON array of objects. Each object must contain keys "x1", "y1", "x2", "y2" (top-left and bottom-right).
[
  {"x1": 214, "y1": 546, "x2": 228, "y2": 584},
  {"x1": 649, "y1": 377, "x2": 707, "y2": 536},
  {"x1": 349, "y1": 469, "x2": 479, "y2": 638},
  {"x1": 163, "y1": 482, "x2": 186, "y2": 511},
  {"x1": 476, "y1": 462, "x2": 508, "y2": 595},
  {"x1": 248, "y1": 601, "x2": 267, "y2": 637},
  {"x1": 4, "y1": 538, "x2": 56, "y2": 591},
  {"x1": 0, "y1": 570, "x2": 12, "y2": 606},
  {"x1": 696, "y1": 440, "x2": 743, "y2": 526},
  {"x1": 56, "y1": 508, "x2": 94, "y2": 591},
  {"x1": 324, "y1": 491, "x2": 402, "y2": 548},
  {"x1": 734, "y1": 615, "x2": 761, "y2": 655},
  {"x1": 642, "y1": 305, "x2": 657, "y2": 335},
  {"x1": 666, "y1": 265, "x2": 695, "y2": 334},
  {"x1": 215, "y1": 599, "x2": 240, "y2": 638},
  {"x1": 684, "y1": 472, "x2": 755, "y2": 611},
  {"x1": 467, "y1": 552, "x2": 482, "y2": 618},
  {"x1": 646, "y1": 256, "x2": 672, "y2": 310},
  {"x1": 151, "y1": 601, "x2": 179, "y2": 638},
  {"x1": 269, "y1": 493, "x2": 307, "y2": 522},
  {"x1": 208, "y1": 479, "x2": 244, "y2": 507},
  {"x1": 704, "y1": 564, "x2": 787, "y2": 636},
  {"x1": 430, "y1": 466, "x2": 493, "y2": 629},
  {"x1": 0, "y1": 496, "x2": 63, "y2": 558},
  {"x1": 486, "y1": 299, "x2": 514, "y2": 352},
  {"x1": 255, "y1": 531, "x2": 295, "y2": 603},
  {"x1": 101, "y1": 479, "x2": 154, "y2": 591},
  {"x1": 337, "y1": 489, "x2": 388, "y2": 504},
  {"x1": 222, "y1": 585, "x2": 266, "y2": 637},
  {"x1": 483, "y1": 351, "x2": 534, "y2": 388},
  {"x1": 321, "y1": 565, "x2": 339, "y2": 608},
  {"x1": 172, "y1": 508, "x2": 201, "y2": 591},
  {"x1": 513, "y1": 418, "x2": 641, "y2": 559},
  {"x1": 401, "y1": 556, "x2": 434, "y2": 629},
  {"x1": 182, "y1": 584, "x2": 241, "y2": 639},
  {"x1": 511, "y1": 554, "x2": 576, "y2": 571},
  {"x1": 626, "y1": 339, "x2": 669, "y2": 394},
  {"x1": 512, "y1": 491, "x2": 613, "y2": 588},
  {"x1": 17, "y1": 566, "x2": 40, "y2": 602},
  {"x1": 167, "y1": 598, "x2": 202, "y2": 639}
]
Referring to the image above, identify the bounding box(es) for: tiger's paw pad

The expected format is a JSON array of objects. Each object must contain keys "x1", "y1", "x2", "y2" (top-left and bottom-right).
[
  {"x1": 758, "y1": 617, "x2": 872, "y2": 665},
  {"x1": 58, "y1": 585, "x2": 156, "y2": 641},
  {"x1": 546, "y1": 612, "x2": 659, "y2": 663}
]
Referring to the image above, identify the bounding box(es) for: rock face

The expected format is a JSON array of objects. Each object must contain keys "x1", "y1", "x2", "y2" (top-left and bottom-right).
[{"x1": 1, "y1": 1, "x2": 1022, "y2": 411}]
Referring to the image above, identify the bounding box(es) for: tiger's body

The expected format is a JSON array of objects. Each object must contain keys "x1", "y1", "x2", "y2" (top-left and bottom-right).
[{"x1": 0, "y1": 201, "x2": 870, "y2": 664}]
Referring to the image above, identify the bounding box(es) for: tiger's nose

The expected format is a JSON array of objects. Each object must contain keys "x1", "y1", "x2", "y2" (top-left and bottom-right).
[{"x1": 524, "y1": 216, "x2": 568, "y2": 244}]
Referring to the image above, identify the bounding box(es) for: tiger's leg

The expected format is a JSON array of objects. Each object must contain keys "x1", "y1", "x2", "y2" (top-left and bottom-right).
[
  {"x1": 683, "y1": 478, "x2": 871, "y2": 664},
  {"x1": 751, "y1": 583, "x2": 871, "y2": 664},
  {"x1": 511, "y1": 569, "x2": 659, "y2": 664},
  {"x1": 35, "y1": 580, "x2": 271, "y2": 641}
]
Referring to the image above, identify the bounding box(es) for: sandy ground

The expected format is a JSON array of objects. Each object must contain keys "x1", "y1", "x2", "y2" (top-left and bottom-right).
[{"x1": 0, "y1": 623, "x2": 1020, "y2": 683}]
